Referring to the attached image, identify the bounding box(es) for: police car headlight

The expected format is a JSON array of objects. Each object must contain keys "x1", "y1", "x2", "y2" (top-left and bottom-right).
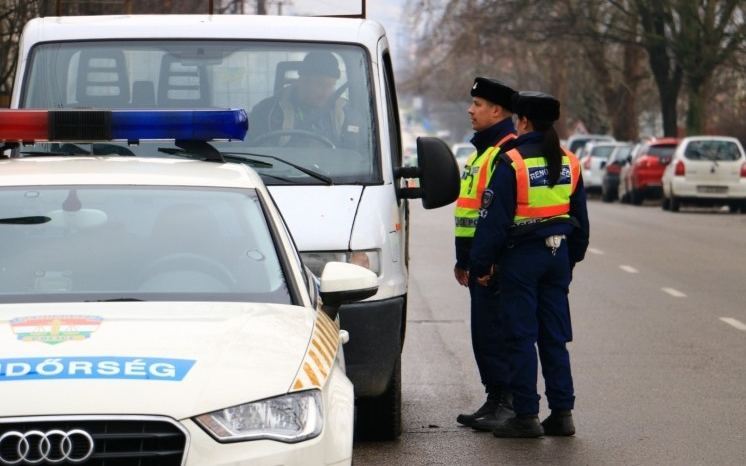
[
  {"x1": 194, "y1": 390, "x2": 323, "y2": 443},
  {"x1": 301, "y1": 250, "x2": 380, "y2": 277}
]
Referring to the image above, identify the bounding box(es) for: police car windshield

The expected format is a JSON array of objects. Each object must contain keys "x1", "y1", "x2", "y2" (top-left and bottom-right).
[
  {"x1": 0, "y1": 186, "x2": 292, "y2": 304},
  {"x1": 21, "y1": 40, "x2": 380, "y2": 185}
]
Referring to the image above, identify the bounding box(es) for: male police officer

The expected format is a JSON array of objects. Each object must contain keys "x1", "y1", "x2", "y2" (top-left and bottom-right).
[{"x1": 454, "y1": 77, "x2": 517, "y2": 431}]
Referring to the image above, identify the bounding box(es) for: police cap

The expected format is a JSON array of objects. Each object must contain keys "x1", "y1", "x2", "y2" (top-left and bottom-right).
[
  {"x1": 299, "y1": 51, "x2": 341, "y2": 79},
  {"x1": 470, "y1": 77, "x2": 517, "y2": 112},
  {"x1": 512, "y1": 91, "x2": 560, "y2": 121}
]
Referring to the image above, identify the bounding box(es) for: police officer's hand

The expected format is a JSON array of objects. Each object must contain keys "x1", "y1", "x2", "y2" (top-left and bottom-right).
[
  {"x1": 454, "y1": 267, "x2": 469, "y2": 287},
  {"x1": 475, "y1": 265, "x2": 494, "y2": 287}
]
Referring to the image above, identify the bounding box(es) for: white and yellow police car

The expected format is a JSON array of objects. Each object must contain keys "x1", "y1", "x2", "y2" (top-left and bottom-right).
[{"x1": 0, "y1": 109, "x2": 375, "y2": 466}]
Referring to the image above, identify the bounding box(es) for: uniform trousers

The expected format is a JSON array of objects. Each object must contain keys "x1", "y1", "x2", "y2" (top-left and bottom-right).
[
  {"x1": 469, "y1": 277, "x2": 508, "y2": 392},
  {"x1": 498, "y1": 238, "x2": 575, "y2": 415}
]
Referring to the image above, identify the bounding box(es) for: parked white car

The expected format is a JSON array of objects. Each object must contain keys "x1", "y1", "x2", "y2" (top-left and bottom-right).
[
  {"x1": 451, "y1": 142, "x2": 475, "y2": 168},
  {"x1": 0, "y1": 109, "x2": 376, "y2": 465},
  {"x1": 661, "y1": 136, "x2": 746, "y2": 212},
  {"x1": 566, "y1": 133, "x2": 615, "y2": 154}
]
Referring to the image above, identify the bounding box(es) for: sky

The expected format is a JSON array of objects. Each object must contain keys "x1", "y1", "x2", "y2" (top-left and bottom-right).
[
  {"x1": 282, "y1": 0, "x2": 407, "y2": 45},
  {"x1": 273, "y1": 0, "x2": 411, "y2": 71}
]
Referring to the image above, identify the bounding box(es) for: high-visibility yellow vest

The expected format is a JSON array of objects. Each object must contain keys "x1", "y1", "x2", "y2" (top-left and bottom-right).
[
  {"x1": 502, "y1": 148, "x2": 580, "y2": 225},
  {"x1": 454, "y1": 134, "x2": 516, "y2": 237}
]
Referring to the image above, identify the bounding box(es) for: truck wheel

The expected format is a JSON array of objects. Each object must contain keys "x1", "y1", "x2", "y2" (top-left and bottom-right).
[
  {"x1": 355, "y1": 354, "x2": 402, "y2": 441},
  {"x1": 661, "y1": 196, "x2": 670, "y2": 211}
]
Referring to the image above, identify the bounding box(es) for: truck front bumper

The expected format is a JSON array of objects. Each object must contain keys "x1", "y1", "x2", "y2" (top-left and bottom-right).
[{"x1": 338, "y1": 296, "x2": 404, "y2": 398}]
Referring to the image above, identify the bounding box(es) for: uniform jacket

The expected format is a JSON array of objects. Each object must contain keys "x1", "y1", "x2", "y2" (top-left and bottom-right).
[
  {"x1": 454, "y1": 118, "x2": 517, "y2": 270},
  {"x1": 469, "y1": 131, "x2": 590, "y2": 278}
]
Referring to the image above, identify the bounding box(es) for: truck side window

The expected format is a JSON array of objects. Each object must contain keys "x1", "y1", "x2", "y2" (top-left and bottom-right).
[{"x1": 382, "y1": 51, "x2": 402, "y2": 169}]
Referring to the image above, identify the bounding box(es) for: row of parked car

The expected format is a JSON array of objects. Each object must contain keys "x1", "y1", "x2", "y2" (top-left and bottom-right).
[{"x1": 571, "y1": 134, "x2": 746, "y2": 212}]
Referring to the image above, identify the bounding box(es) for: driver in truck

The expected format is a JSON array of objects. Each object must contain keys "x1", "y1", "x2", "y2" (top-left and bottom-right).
[{"x1": 250, "y1": 51, "x2": 349, "y2": 147}]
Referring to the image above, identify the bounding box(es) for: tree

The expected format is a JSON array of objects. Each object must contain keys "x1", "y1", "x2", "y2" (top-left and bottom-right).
[
  {"x1": 402, "y1": 0, "x2": 578, "y2": 139},
  {"x1": 0, "y1": 0, "x2": 44, "y2": 100},
  {"x1": 548, "y1": 0, "x2": 648, "y2": 141},
  {"x1": 0, "y1": 0, "x2": 247, "y2": 105},
  {"x1": 672, "y1": 0, "x2": 746, "y2": 135},
  {"x1": 622, "y1": 0, "x2": 746, "y2": 136}
]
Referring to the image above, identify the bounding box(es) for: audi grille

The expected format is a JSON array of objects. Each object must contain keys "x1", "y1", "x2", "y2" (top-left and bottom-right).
[{"x1": 0, "y1": 416, "x2": 187, "y2": 465}]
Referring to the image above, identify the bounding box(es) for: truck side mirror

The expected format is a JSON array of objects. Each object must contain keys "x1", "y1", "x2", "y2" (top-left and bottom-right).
[{"x1": 394, "y1": 137, "x2": 460, "y2": 209}]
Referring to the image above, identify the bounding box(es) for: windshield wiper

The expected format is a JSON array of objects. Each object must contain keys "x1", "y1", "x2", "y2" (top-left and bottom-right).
[
  {"x1": 703, "y1": 153, "x2": 720, "y2": 167},
  {"x1": 0, "y1": 216, "x2": 51, "y2": 225},
  {"x1": 18, "y1": 151, "x2": 89, "y2": 157},
  {"x1": 219, "y1": 154, "x2": 273, "y2": 169},
  {"x1": 90, "y1": 298, "x2": 145, "y2": 302},
  {"x1": 222, "y1": 152, "x2": 333, "y2": 185}
]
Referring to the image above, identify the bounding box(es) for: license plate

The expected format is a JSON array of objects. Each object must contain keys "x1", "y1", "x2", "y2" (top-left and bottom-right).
[{"x1": 696, "y1": 185, "x2": 728, "y2": 194}]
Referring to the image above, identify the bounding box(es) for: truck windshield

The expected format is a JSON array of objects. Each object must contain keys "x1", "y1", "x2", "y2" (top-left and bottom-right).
[{"x1": 21, "y1": 40, "x2": 380, "y2": 185}]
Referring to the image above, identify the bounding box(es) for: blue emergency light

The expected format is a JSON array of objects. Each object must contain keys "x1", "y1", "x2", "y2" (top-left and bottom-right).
[{"x1": 0, "y1": 109, "x2": 248, "y2": 142}]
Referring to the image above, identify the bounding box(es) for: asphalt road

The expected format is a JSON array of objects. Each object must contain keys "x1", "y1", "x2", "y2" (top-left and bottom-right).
[{"x1": 353, "y1": 198, "x2": 746, "y2": 465}]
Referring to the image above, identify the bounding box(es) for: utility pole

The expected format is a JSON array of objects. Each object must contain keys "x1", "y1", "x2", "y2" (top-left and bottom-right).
[{"x1": 257, "y1": 0, "x2": 267, "y2": 14}]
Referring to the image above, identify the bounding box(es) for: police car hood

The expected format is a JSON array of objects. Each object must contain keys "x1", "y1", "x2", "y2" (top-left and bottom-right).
[
  {"x1": 0, "y1": 302, "x2": 316, "y2": 419},
  {"x1": 267, "y1": 186, "x2": 362, "y2": 250}
]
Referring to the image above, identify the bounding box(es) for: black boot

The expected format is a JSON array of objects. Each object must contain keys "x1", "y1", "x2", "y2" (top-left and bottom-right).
[
  {"x1": 456, "y1": 399, "x2": 496, "y2": 426},
  {"x1": 491, "y1": 414, "x2": 544, "y2": 438},
  {"x1": 469, "y1": 390, "x2": 515, "y2": 431},
  {"x1": 541, "y1": 410, "x2": 575, "y2": 436}
]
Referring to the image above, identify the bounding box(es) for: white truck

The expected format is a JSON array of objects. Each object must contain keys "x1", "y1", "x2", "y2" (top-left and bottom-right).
[{"x1": 11, "y1": 14, "x2": 460, "y2": 440}]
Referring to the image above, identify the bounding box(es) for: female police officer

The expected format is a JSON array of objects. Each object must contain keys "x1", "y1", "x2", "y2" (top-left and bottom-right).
[{"x1": 469, "y1": 91, "x2": 589, "y2": 438}]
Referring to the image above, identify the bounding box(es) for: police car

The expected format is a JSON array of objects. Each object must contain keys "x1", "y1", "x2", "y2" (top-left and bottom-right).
[{"x1": 0, "y1": 109, "x2": 375, "y2": 465}]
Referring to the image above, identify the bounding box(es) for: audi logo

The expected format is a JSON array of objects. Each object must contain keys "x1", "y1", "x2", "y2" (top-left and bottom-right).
[{"x1": 0, "y1": 429, "x2": 94, "y2": 464}]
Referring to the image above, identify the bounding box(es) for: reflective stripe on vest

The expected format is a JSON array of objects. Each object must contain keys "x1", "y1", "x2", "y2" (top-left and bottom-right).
[
  {"x1": 454, "y1": 134, "x2": 516, "y2": 237},
  {"x1": 504, "y1": 148, "x2": 580, "y2": 224}
]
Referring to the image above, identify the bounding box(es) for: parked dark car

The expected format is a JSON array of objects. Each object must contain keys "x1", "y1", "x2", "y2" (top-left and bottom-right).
[{"x1": 601, "y1": 143, "x2": 635, "y2": 203}]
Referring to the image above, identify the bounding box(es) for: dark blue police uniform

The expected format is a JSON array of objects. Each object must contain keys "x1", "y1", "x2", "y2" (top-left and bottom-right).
[
  {"x1": 470, "y1": 92, "x2": 589, "y2": 438},
  {"x1": 458, "y1": 117, "x2": 516, "y2": 390},
  {"x1": 454, "y1": 78, "x2": 519, "y2": 430}
]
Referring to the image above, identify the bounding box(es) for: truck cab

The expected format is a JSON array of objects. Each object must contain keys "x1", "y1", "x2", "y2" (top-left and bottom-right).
[{"x1": 11, "y1": 14, "x2": 460, "y2": 440}]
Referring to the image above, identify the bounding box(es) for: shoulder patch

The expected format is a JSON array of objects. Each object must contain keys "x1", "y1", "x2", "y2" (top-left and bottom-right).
[{"x1": 481, "y1": 189, "x2": 494, "y2": 209}]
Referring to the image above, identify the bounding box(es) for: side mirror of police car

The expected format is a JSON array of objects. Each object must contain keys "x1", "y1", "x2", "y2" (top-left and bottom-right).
[
  {"x1": 395, "y1": 137, "x2": 460, "y2": 209},
  {"x1": 319, "y1": 262, "x2": 378, "y2": 319}
]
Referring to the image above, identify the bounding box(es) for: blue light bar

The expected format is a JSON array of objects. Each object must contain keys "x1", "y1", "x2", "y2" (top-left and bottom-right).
[
  {"x1": 110, "y1": 109, "x2": 248, "y2": 141},
  {"x1": 0, "y1": 108, "x2": 248, "y2": 142}
]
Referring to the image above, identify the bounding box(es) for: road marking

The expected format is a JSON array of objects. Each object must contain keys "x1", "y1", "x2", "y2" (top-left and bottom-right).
[
  {"x1": 661, "y1": 287, "x2": 687, "y2": 298},
  {"x1": 720, "y1": 317, "x2": 746, "y2": 331},
  {"x1": 619, "y1": 265, "x2": 638, "y2": 273},
  {"x1": 588, "y1": 247, "x2": 604, "y2": 255}
]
